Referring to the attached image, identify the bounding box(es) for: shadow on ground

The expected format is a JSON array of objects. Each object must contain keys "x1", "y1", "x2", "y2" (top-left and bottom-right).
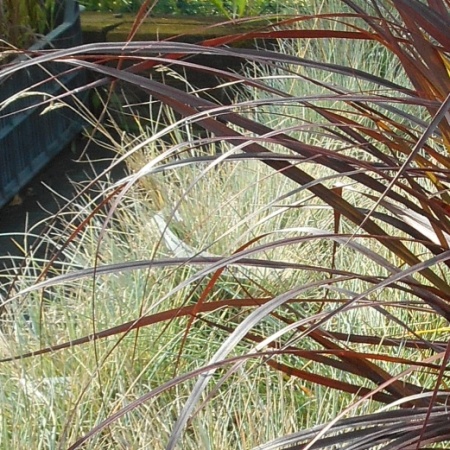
[{"x1": 0, "y1": 133, "x2": 126, "y2": 289}]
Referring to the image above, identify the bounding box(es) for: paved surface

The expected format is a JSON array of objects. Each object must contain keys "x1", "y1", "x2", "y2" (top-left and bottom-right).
[{"x1": 0, "y1": 133, "x2": 125, "y2": 288}]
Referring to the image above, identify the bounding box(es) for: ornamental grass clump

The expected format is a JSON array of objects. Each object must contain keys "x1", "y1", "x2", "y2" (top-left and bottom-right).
[{"x1": 0, "y1": 0, "x2": 449, "y2": 448}]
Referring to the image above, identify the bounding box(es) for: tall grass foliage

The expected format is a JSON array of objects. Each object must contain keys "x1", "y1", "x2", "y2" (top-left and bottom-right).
[{"x1": 0, "y1": 0, "x2": 449, "y2": 448}]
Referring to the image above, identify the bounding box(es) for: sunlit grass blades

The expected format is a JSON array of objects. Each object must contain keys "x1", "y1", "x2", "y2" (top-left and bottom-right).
[{"x1": 0, "y1": 0, "x2": 450, "y2": 449}]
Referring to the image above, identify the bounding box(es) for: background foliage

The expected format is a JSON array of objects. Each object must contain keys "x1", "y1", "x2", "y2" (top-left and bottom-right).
[
  {"x1": 0, "y1": 0, "x2": 61, "y2": 49},
  {"x1": 79, "y1": 0, "x2": 307, "y2": 17}
]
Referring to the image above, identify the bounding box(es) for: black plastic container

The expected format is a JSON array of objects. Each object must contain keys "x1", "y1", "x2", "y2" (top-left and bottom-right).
[{"x1": 0, "y1": 0, "x2": 85, "y2": 208}]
